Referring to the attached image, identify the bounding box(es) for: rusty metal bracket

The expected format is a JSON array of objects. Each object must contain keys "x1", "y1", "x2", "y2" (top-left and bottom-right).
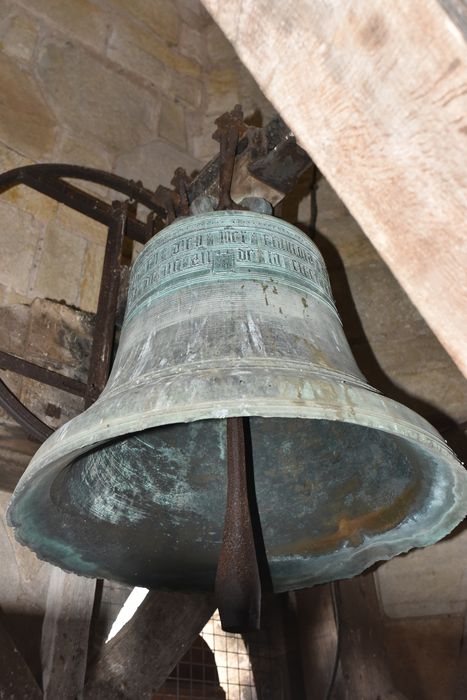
[
  {"x1": 85, "y1": 202, "x2": 128, "y2": 407},
  {"x1": 0, "y1": 350, "x2": 86, "y2": 397},
  {"x1": 0, "y1": 164, "x2": 167, "y2": 244},
  {"x1": 0, "y1": 167, "x2": 140, "y2": 438},
  {"x1": 188, "y1": 114, "x2": 311, "y2": 205},
  {"x1": 0, "y1": 379, "x2": 53, "y2": 442},
  {"x1": 171, "y1": 168, "x2": 192, "y2": 217},
  {"x1": 213, "y1": 105, "x2": 248, "y2": 210}
]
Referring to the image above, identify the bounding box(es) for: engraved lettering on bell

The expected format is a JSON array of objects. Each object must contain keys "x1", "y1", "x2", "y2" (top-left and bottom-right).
[
  {"x1": 213, "y1": 250, "x2": 236, "y2": 272},
  {"x1": 7, "y1": 210, "x2": 467, "y2": 594},
  {"x1": 126, "y1": 213, "x2": 335, "y2": 322}
]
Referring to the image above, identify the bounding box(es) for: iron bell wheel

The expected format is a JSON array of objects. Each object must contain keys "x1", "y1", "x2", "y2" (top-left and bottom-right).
[{"x1": 8, "y1": 211, "x2": 467, "y2": 594}]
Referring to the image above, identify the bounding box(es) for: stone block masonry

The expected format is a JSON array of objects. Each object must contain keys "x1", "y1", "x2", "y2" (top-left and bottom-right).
[{"x1": 0, "y1": 0, "x2": 273, "y2": 314}]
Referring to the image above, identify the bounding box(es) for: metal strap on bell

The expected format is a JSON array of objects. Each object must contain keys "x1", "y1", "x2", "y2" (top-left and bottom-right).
[{"x1": 8, "y1": 211, "x2": 467, "y2": 599}]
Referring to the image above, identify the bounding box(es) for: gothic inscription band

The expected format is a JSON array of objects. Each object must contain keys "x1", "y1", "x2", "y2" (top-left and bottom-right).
[{"x1": 125, "y1": 211, "x2": 336, "y2": 322}]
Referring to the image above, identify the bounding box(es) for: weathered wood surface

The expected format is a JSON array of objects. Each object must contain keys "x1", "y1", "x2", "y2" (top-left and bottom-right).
[
  {"x1": 296, "y1": 576, "x2": 407, "y2": 699},
  {"x1": 41, "y1": 568, "x2": 97, "y2": 700},
  {"x1": 243, "y1": 593, "x2": 306, "y2": 700},
  {"x1": 0, "y1": 608, "x2": 42, "y2": 699},
  {"x1": 202, "y1": 0, "x2": 467, "y2": 378},
  {"x1": 337, "y1": 573, "x2": 405, "y2": 699},
  {"x1": 84, "y1": 590, "x2": 215, "y2": 699},
  {"x1": 295, "y1": 584, "x2": 343, "y2": 699},
  {"x1": 454, "y1": 603, "x2": 467, "y2": 699}
]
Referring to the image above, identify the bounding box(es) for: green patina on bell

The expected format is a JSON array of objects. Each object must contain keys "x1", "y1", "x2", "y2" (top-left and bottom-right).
[{"x1": 8, "y1": 210, "x2": 467, "y2": 591}]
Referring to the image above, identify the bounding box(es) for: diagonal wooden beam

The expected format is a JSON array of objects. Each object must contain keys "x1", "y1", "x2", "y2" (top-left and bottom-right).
[
  {"x1": 84, "y1": 590, "x2": 215, "y2": 699},
  {"x1": 202, "y1": 0, "x2": 467, "y2": 378},
  {"x1": 0, "y1": 608, "x2": 42, "y2": 699}
]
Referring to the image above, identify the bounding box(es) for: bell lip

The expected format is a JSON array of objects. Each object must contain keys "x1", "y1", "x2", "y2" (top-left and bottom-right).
[
  {"x1": 8, "y1": 380, "x2": 465, "y2": 508},
  {"x1": 8, "y1": 387, "x2": 467, "y2": 591},
  {"x1": 8, "y1": 493, "x2": 467, "y2": 595}
]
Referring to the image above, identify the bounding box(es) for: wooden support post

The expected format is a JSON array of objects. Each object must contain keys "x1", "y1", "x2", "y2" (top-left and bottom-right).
[
  {"x1": 202, "y1": 0, "x2": 467, "y2": 378},
  {"x1": 454, "y1": 605, "x2": 467, "y2": 699},
  {"x1": 337, "y1": 573, "x2": 405, "y2": 699},
  {"x1": 0, "y1": 608, "x2": 42, "y2": 699},
  {"x1": 243, "y1": 593, "x2": 306, "y2": 700},
  {"x1": 41, "y1": 568, "x2": 96, "y2": 700},
  {"x1": 84, "y1": 590, "x2": 215, "y2": 699},
  {"x1": 295, "y1": 584, "x2": 342, "y2": 699},
  {"x1": 296, "y1": 576, "x2": 408, "y2": 699}
]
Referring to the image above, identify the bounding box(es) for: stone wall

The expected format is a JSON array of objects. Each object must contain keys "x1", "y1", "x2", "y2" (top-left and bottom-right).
[{"x1": 0, "y1": 0, "x2": 274, "y2": 314}]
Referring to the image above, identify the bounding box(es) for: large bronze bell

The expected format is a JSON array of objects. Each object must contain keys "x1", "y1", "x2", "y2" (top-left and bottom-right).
[{"x1": 8, "y1": 211, "x2": 467, "y2": 600}]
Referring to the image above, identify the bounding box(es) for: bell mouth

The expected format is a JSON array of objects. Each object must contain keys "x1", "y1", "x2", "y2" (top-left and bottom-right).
[{"x1": 8, "y1": 416, "x2": 466, "y2": 592}]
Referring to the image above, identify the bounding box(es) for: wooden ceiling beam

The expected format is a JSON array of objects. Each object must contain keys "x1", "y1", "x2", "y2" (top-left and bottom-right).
[
  {"x1": 84, "y1": 590, "x2": 215, "y2": 699},
  {"x1": 202, "y1": 0, "x2": 467, "y2": 377}
]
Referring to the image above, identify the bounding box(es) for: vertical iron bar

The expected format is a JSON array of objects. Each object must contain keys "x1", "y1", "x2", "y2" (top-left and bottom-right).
[
  {"x1": 84, "y1": 202, "x2": 127, "y2": 408},
  {"x1": 215, "y1": 416, "x2": 261, "y2": 633},
  {"x1": 213, "y1": 105, "x2": 245, "y2": 211},
  {"x1": 216, "y1": 125, "x2": 239, "y2": 210},
  {"x1": 83, "y1": 203, "x2": 128, "y2": 682}
]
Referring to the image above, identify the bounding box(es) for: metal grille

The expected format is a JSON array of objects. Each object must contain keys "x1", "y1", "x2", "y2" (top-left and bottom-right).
[
  {"x1": 201, "y1": 611, "x2": 258, "y2": 700},
  {"x1": 155, "y1": 610, "x2": 258, "y2": 700}
]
